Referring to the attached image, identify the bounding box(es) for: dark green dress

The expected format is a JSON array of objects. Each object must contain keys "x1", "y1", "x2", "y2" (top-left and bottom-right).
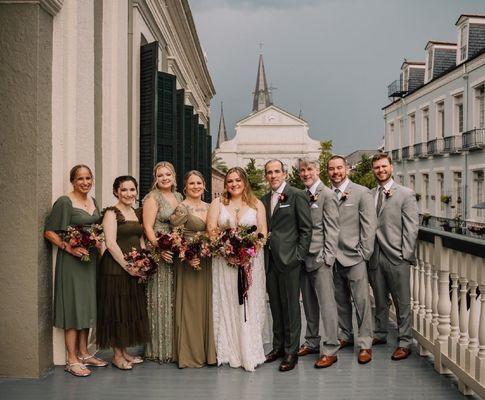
[
  {"x1": 171, "y1": 204, "x2": 217, "y2": 368},
  {"x1": 96, "y1": 207, "x2": 149, "y2": 349},
  {"x1": 44, "y1": 195, "x2": 100, "y2": 329}
]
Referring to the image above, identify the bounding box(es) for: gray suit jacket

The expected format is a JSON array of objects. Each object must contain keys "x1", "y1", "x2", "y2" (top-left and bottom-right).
[
  {"x1": 306, "y1": 182, "x2": 340, "y2": 270},
  {"x1": 335, "y1": 180, "x2": 377, "y2": 267},
  {"x1": 369, "y1": 182, "x2": 419, "y2": 266}
]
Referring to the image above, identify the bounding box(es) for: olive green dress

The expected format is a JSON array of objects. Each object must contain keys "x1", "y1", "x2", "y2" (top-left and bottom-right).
[
  {"x1": 96, "y1": 207, "x2": 149, "y2": 349},
  {"x1": 171, "y1": 204, "x2": 217, "y2": 368},
  {"x1": 44, "y1": 195, "x2": 100, "y2": 329},
  {"x1": 144, "y1": 189, "x2": 183, "y2": 362}
]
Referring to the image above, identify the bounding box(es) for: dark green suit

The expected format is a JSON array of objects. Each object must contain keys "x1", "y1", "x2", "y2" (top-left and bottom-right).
[{"x1": 262, "y1": 183, "x2": 312, "y2": 354}]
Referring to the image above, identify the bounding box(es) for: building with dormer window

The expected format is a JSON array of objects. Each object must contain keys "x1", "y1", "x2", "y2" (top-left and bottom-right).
[{"x1": 383, "y1": 14, "x2": 485, "y2": 228}]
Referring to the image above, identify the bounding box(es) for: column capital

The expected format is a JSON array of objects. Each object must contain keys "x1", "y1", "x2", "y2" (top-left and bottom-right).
[{"x1": 40, "y1": 0, "x2": 63, "y2": 16}]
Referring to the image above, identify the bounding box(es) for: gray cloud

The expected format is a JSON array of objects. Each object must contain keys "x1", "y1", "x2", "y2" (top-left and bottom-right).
[{"x1": 190, "y1": 0, "x2": 325, "y2": 11}]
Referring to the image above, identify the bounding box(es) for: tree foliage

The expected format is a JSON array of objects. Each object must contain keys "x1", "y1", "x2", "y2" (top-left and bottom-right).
[
  {"x1": 318, "y1": 140, "x2": 333, "y2": 187},
  {"x1": 349, "y1": 154, "x2": 376, "y2": 189},
  {"x1": 287, "y1": 165, "x2": 305, "y2": 190},
  {"x1": 244, "y1": 158, "x2": 267, "y2": 198},
  {"x1": 211, "y1": 152, "x2": 228, "y2": 173}
]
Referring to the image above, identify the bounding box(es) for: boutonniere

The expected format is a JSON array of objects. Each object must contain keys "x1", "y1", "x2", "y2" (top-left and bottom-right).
[
  {"x1": 340, "y1": 192, "x2": 350, "y2": 202},
  {"x1": 309, "y1": 193, "x2": 320, "y2": 203},
  {"x1": 383, "y1": 189, "x2": 393, "y2": 199},
  {"x1": 278, "y1": 193, "x2": 288, "y2": 203}
]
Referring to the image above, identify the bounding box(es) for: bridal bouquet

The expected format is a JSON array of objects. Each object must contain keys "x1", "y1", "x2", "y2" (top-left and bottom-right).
[
  {"x1": 212, "y1": 225, "x2": 267, "y2": 317},
  {"x1": 58, "y1": 224, "x2": 104, "y2": 262},
  {"x1": 154, "y1": 229, "x2": 184, "y2": 264},
  {"x1": 124, "y1": 247, "x2": 158, "y2": 282},
  {"x1": 178, "y1": 232, "x2": 212, "y2": 271}
]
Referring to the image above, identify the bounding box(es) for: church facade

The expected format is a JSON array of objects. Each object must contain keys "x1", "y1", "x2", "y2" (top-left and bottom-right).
[{"x1": 214, "y1": 55, "x2": 321, "y2": 169}]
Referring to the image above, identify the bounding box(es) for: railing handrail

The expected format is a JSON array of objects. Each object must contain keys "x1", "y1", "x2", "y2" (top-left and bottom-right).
[{"x1": 418, "y1": 226, "x2": 485, "y2": 258}]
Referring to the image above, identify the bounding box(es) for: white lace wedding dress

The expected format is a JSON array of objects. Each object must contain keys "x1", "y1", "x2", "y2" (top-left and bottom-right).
[{"x1": 212, "y1": 205, "x2": 266, "y2": 371}]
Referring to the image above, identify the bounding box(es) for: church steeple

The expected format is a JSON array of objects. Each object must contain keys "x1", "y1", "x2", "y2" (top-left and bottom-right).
[
  {"x1": 216, "y1": 102, "x2": 228, "y2": 149},
  {"x1": 252, "y1": 54, "x2": 272, "y2": 112}
]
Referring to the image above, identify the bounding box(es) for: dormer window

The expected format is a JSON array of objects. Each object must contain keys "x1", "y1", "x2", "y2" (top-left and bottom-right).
[
  {"x1": 460, "y1": 24, "x2": 468, "y2": 62},
  {"x1": 426, "y1": 50, "x2": 433, "y2": 82}
]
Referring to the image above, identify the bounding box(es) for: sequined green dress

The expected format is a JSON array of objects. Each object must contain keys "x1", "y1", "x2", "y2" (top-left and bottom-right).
[
  {"x1": 44, "y1": 195, "x2": 100, "y2": 329},
  {"x1": 144, "y1": 190, "x2": 182, "y2": 362}
]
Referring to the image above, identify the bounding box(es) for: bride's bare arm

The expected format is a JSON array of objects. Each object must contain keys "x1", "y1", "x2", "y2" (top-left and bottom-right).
[
  {"x1": 206, "y1": 197, "x2": 221, "y2": 238},
  {"x1": 256, "y1": 200, "x2": 268, "y2": 237}
]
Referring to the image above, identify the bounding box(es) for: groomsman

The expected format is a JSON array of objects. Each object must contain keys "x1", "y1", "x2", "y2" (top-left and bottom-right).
[
  {"x1": 262, "y1": 159, "x2": 312, "y2": 372},
  {"x1": 328, "y1": 155, "x2": 377, "y2": 364},
  {"x1": 297, "y1": 158, "x2": 340, "y2": 368},
  {"x1": 369, "y1": 153, "x2": 418, "y2": 360}
]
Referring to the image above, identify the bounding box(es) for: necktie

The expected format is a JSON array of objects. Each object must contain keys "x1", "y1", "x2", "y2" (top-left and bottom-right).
[
  {"x1": 334, "y1": 188, "x2": 340, "y2": 200},
  {"x1": 307, "y1": 189, "x2": 312, "y2": 197},
  {"x1": 376, "y1": 187, "x2": 384, "y2": 214}
]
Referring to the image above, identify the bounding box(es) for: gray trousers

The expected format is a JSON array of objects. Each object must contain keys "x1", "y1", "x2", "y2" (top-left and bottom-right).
[
  {"x1": 300, "y1": 255, "x2": 340, "y2": 356},
  {"x1": 368, "y1": 247, "x2": 412, "y2": 348},
  {"x1": 334, "y1": 260, "x2": 373, "y2": 350}
]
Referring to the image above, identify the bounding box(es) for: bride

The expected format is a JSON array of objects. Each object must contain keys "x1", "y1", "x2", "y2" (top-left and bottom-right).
[{"x1": 207, "y1": 167, "x2": 268, "y2": 371}]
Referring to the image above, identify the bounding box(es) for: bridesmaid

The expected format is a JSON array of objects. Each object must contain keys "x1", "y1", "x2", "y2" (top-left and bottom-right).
[
  {"x1": 171, "y1": 171, "x2": 217, "y2": 368},
  {"x1": 44, "y1": 165, "x2": 107, "y2": 377},
  {"x1": 96, "y1": 176, "x2": 149, "y2": 370},
  {"x1": 143, "y1": 161, "x2": 182, "y2": 362}
]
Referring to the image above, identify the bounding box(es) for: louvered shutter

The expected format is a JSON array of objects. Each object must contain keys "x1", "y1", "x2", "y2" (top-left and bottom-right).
[
  {"x1": 176, "y1": 89, "x2": 186, "y2": 189},
  {"x1": 156, "y1": 72, "x2": 177, "y2": 170},
  {"x1": 184, "y1": 105, "x2": 194, "y2": 173},
  {"x1": 139, "y1": 42, "x2": 158, "y2": 199}
]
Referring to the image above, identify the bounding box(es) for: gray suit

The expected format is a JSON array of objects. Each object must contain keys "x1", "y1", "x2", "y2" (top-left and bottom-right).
[
  {"x1": 333, "y1": 180, "x2": 377, "y2": 350},
  {"x1": 300, "y1": 182, "x2": 340, "y2": 356},
  {"x1": 368, "y1": 181, "x2": 419, "y2": 348}
]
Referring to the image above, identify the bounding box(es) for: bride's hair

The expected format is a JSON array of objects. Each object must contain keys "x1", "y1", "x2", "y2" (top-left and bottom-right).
[{"x1": 222, "y1": 167, "x2": 258, "y2": 209}]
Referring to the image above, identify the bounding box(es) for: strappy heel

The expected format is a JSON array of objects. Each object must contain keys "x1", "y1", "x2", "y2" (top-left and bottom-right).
[{"x1": 78, "y1": 354, "x2": 108, "y2": 367}]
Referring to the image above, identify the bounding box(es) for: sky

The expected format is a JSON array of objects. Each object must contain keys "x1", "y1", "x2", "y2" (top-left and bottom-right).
[{"x1": 190, "y1": 0, "x2": 485, "y2": 155}]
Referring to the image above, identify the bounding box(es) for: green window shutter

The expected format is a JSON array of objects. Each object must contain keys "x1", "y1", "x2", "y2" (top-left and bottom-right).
[
  {"x1": 139, "y1": 41, "x2": 158, "y2": 200},
  {"x1": 183, "y1": 105, "x2": 194, "y2": 174},
  {"x1": 198, "y1": 124, "x2": 205, "y2": 174},
  {"x1": 192, "y1": 115, "x2": 200, "y2": 172},
  {"x1": 156, "y1": 71, "x2": 177, "y2": 169},
  {"x1": 176, "y1": 89, "x2": 185, "y2": 190}
]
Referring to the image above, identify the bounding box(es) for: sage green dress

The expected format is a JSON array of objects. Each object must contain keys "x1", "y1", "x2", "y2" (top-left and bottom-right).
[
  {"x1": 171, "y1": 204, "x2": 217, "y2": 368},
  {"x1": 144, "y1": 189, "x2": 183, "y2": 362},
  {"x1": 44, "y1": 195, "x2": 100, "y2": 329}
]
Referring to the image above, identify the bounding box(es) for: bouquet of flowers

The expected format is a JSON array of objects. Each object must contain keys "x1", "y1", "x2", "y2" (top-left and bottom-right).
[
  {"x1": 178, "y1": 232, "x2": 212, "y2": 271},
  {"x1": 212, "y1": 225, "x2": 267, "y2": 317},
  {"x1": 124, "y1": 247, "x2": 158, "y2": 282},
  {"x1": 154, "y1": 228, "x2": 184, "y2": 264},
  {"x1": 58, "y1": 224, "x2": 104, "y2": 262}
]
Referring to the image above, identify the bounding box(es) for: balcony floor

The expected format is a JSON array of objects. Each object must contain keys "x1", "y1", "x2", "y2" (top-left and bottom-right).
[{"x1": 0, "y1": 319, "x2": 478, "y2": 400}]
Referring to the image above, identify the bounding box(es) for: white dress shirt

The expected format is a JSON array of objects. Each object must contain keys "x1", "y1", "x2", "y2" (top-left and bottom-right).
[
  {"x1": 331, "y1": 178, "x2": 350, "y2": 200},
  {"x1": 375, "y1": 178, "x2": 394, "y2": 207},
  {"x1": 307, "y1": 179, "x2": 322, "y2": 196},
  {"x1": 271, "y1": 181, "x2": 287, "y2": 214}
]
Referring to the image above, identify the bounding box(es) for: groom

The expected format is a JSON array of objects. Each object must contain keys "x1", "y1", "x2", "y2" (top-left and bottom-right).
[{"x1": 262, "y1": 159, "x2": 312, "y2": 372}]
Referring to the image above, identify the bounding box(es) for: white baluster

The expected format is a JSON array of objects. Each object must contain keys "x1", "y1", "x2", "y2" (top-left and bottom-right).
[
  {"x1": 419, "y1": 259, "x2": 426, "y2": 336},
  {"x1": 449, "y1": 273, "x2": 459, "y2": 361},
  {"x1": 435, "y1": 270, "x2": 451, "y2": 374},
  {"x1": 425, "y1": 261, "x2": 433, "y2": 340},
  {"x1": 432, "y1": 269, "x2": 439, "y2": 342},
  {"x1": 475, "y1": 286, "x2": 485, "y2": 384},
  {"x1": 457, "y1": 278, "x2": 469, "y2": 368},
  {"x1": 413, "y1": 261, "x2": 420, "y2": 328},
  {"x1": 466, "y1": 283, "x2": 479, "y2": 380}
]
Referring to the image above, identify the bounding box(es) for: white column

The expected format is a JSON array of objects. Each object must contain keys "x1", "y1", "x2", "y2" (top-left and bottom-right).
[
  {"x1": 449, "y1": 273, "x2": 459, "y2": 361},
  {"x1": 457, "y1": 277, "x2": 469, "y2": 368},
  {"x1": 425, "y1": 261, "x2": 433, "y2": 340},
  {"x1": 475, "y1": 286, "x2": 485, "y2": 384},
  {"x1": 466, "y1": 284, "x2": 479, "y2": 381},
  {"x1": 432, "y1": 269, "x2": 439, "y2": 342}
]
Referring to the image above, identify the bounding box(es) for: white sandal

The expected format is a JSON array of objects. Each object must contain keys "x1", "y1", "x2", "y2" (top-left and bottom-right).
[
  {"x1": 65, "y1": 362, "x2": 91, "y2": 377},
  {"x1": 127, "y1": 356, "x2": 144, "y2": 364},
  {"x1": 78, "y1": 354, "x2": 108, "y2": 367}
]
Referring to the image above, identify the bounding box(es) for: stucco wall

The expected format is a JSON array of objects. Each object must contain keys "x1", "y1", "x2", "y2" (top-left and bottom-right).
[{"x1": 0, "y1": 3, "x2": 53, "y2": 378}]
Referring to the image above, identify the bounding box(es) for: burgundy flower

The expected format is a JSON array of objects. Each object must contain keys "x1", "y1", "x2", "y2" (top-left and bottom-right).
[
  {"x1": 384, "y1": 189, "x2": 393, "y2": 199},
  {"x1": 340, "y1": 192, "x2": 350, "y2": 202},
  {"x1": 278, "y1": 193, "x2": 288, "y2": 203}
]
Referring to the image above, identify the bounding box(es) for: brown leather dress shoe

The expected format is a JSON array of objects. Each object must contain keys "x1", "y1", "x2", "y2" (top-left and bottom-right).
[
  {"x1": 391, "y1": 347, "x2": 411, "y2": 360},
  {"x1": 372, "y1": 338, "x2": 387, "y2": 346},
  {"x1": 314, "y1": 355, "x2": 337, "y2": 369},
  {"x1": 358, "y1": 349, "x2": 372, "y2": 364},
  {"x1": 339, "y1": 339, "x2": 354, "y2": 349},
  {"x1": 279, "y1": 354, "x2": 298, "y2": 372},
  {"x1": 297, "y1": 345, "x2": 319, "y2": 357},
  {"x1": 265, "y1": 349, "x2": 285, "y2": 363}
]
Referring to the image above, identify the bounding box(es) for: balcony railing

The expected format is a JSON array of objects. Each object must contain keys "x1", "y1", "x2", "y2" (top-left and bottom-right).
[
  {"x1": 443, "y1": 136, "x2": 462, "y2": 153},
  {"x1": 462, "y1": 128, "x2": 485, "y2": 150},
  {"x1": 412, "y1": 228, "x2": 485, "y2": 397},
  {"x1": 413, "y1": 143, "x2": 422, "y2": 157},
  {"x1": 387, "y1": 79, "x2": 407, "y2": 98},
  {"x1": 402, "y1": 146, "x2": 410, "y2": 160},
  {"x1": 391, "y1": 149, "x2": 400, "y2": 161},
  {"x1": 427, "y1": 139, "x2": 437, "y2": 155}
]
